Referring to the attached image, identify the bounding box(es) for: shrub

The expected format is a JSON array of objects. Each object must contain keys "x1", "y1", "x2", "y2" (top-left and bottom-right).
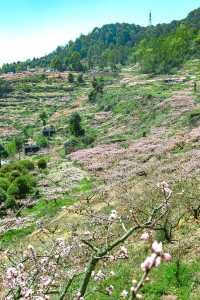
[
  {"x1": 7, "y1": 182, "x2": 20, "y2": 198},
  {"x1": 0, "y1": 187, "x2": 7, "y2": 203},
  {"x1": 16, "y1": 160, "x2": 35, "y2": 171},
  {"x1": 9, "y1": 170, "x2": 21, "y2": 182},
  {"x1": 0, "y1": 177, "x2": 10, "y2": 191},
  {"x1": 69, "y1": 112, "x2": 85, "y2": 137},
  {"x1": 64, "y1": 138, "x2": 79, "y2": 155},
  {"x1": 14, "y1": 175, "x2": 35, "y2": 198},
  {"x1": 81, "y1": 135, "x2": 95, "y2": 146},
  {"x1": 68, "y1": 73, "x2": 74, "y2": 83},
  {"x1": 77, "y1": 73, "x2": 84, "y2": 84},
  {"x1": 5, "y1": 195, "x2": 17, "y2": 209},
  {"x1": 88, "y1": 89, "x2": 98, "y2": 102},
  {"x1": 38, "y1": 158, "x2": 47, "y2": 169},
  {"x1": 36, "y1": 136, "x2": 49, "y2": 148}
]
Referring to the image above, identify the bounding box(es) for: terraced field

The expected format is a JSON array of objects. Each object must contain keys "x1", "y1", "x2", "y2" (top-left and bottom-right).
[{"x1": 1, "y1": 61, "x2": 200, "y2": 299}]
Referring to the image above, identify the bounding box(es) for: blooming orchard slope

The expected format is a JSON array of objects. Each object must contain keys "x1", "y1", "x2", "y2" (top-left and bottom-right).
[{"x1": 0, "y1": 60, "x2": 200, "y2": 299}]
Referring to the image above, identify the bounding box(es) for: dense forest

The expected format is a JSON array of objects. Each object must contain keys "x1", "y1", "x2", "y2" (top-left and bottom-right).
[{"x1": 1, "y1": 8, "x2": 200, "y2": 74}]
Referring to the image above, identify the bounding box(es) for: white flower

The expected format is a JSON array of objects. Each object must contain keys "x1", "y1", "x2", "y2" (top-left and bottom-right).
[
  {"x1": 106, "y1": 285, "x2": 114, "y2": 295},
  {"x1": 121, "y1": 290, "x2": 128, "y2": 298},
  {"x1": 136, "y1": 294, "x2": 143, "y2": 299},
  {"x1": 108, "y1": 210, "x2": 118, "y2": 221},
  {"x1": 110, "y1": 270, "x2": 116, "y2": 276}
]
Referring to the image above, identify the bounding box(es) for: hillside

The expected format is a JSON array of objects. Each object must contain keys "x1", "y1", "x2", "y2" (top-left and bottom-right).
[
  {"x1": 0, "y1": 56, "x2": 200, "y2": 298},
  {"x1": 1, "y1": 7, "x2": 200, "y2": 74},
  {"x1": 1, "y1": 5, "x2": 200, "y2": 300}
]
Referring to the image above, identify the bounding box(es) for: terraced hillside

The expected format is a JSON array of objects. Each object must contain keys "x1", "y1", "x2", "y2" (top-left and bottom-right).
[{"x1": 0, "y1": 61, "x2": 200, "y2": 299}]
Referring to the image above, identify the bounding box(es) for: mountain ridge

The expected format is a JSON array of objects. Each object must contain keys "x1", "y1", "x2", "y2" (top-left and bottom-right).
[{"x1": 1, "y1": 7, "x2": 200, "y2": 73}]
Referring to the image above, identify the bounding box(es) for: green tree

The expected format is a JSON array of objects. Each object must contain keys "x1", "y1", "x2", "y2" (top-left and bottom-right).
[
  {"x1": 77, "y1": 73, "x2": 84, "y2": 84},
  {"x1": 14, "y1": 136, "x2": 24, "y2": 159},
  {"x1": 70, "y1": 52, "x2": 83, "y2": 71},
  {"x1": 0, "y1": 144, "x2": 8, "y2": 168},
  {"x1": 69, "y1": 112, "x2": 85, "y2": 137},
  {"x1": 39, "y1": 111, "x2": 48, "y2": 126},
  {"x1": 68, "y1": 73, "x2": 74, "y2": 83},
  {"x1": 50, "y1": 56, "x2": 63, "y2": 71}
]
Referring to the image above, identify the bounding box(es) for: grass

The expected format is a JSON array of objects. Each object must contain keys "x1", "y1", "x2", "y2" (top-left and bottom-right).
[
  {"x1": 21, "y1": 197, "x2": 75, "y2": 219},
  {"x1": 83, "y1": 261, "x2": 195, "y2": 300},
  {"x1": 0, "y1": 225, "x2": 35, "y2": 248},
  {"x1": 142, "y1": 262, "x2": 193, "y2": 300}
]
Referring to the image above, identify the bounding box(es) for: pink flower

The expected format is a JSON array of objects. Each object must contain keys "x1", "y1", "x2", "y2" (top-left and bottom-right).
[
  {"x1": 155, "y1": 256, "x2": 161, "y2": 267},
  {"x1": 6, "y1": 267, "x2": 17, "y2": 279},
  {"x1": 152, "y1": 241, "x2": 163, "y2": 255},
  {"x1": 162, "y1": 253, "x2": 172, "y2": 262},
  {"x1": 141, "y1": 254, "x2": 155, "y2": 271},
  {"x1": 23, "y1": 288, "x2": 33, "y2": 298},
  {"x1": 140, "y1": 232, "x2": 150, "y2": 241}
]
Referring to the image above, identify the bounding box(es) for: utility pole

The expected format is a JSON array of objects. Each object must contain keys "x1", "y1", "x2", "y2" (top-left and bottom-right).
[{"x1": 149, "y1": 11, "x2": 152, "y2": 26}]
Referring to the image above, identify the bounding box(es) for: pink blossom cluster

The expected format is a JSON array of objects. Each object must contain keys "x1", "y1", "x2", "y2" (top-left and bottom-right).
[{"x1": 141, "y1": 241, "x2": 171, "y2": 272}]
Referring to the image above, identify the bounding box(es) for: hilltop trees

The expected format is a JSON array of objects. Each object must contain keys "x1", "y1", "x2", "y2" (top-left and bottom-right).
[
  {"x1": 136, "y1": 25, "x2": 194, "y2": 74},
  {"x1": 1, "y1": 8, "x2": 200, "y2": 74},
  {"x1": 50, "y1": 56, "x2": 64, "y2": 71}
]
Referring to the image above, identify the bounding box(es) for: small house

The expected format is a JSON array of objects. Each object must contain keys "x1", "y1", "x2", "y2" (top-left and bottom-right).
[
  {"x1": 24, "y1": 144, "x2": 40, "y2": 155},
  {"x1": 42, "y1": 126, "x2": 56, "y2": 138}
]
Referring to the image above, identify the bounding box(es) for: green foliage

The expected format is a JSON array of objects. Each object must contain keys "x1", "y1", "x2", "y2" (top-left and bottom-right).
[
  {"x1": 0, "y1": 177, "x2": 10, "y2": 191},
  {"x1": 37, "y1": 158, "x2": 47, "y2": 169},
  {"x1": 68, "y1": 73, "x2": 74, "y2": 83},
  {"x1": 9, "y1": 170, "x2": 21, "y2": 182},
  {"x1": 7, "y1": 182, "x2": 20, "y2": 198},
  {"x1": 80, "y1": 135, "x2": 95, "y2": 146},
  {"x1": 23, "y1": 125, "x2": 35, "y2": 139},
  {"x1": 0, "y1": 226, "x2": 35, "y2": 248},
  {"x1": 69, "y1": 112, "x2": 85, "y2": 137},
  {"x1": 1, "y1": 8, "x2": 200, "y2": 73},
  {"x1": 136, "y1": 25, "x2": 194, "y2": 74},
  {"x1": 141, "y1": 262, "x2": 193, "y2": 299},
  {"x1": 64, "y1": 138, "x2": 79, "y2": 155},
  {"x1": 77, "y1": 73, "x2": 84, "y2": 84},
  {"x1": 5, "y1": 140, "x2": 17, "y2": 157},
  {"x1": 0, "y1": 144, "x2": 8, "y2": 164},
  {"x1": 13, "y1": 175, "x2": 35, "y2": 198},
  {"x1": 14, "y1": 136, "x2": 24, "y2": 155},
  {"x1": 89, "y1": 77, "x2": 104, "y2": 102},
  {"x1": 188, "y1": 108, "x2": 200, "y2": 126},
  {"x1": 16, "y1": 160, "x2": 35, "y2": 171},
  {"x1": 39, "y1": 111, "x2": 48, "y2": 126},
  {"x1": 0, "y1": 187, "x2": 7, "y2": 203},
  {"x1": 5, "y1": 195, "x2": 17, "y2": 209},
  {"x1": 0, "y1": 79, "x2": 12, "y2": 96},
  {"x1": 36, "y1": 135, "x2": 49, "y2": 148},
  {"x1": 50, "y1": 56, "x2": 64, "y2": 71}
]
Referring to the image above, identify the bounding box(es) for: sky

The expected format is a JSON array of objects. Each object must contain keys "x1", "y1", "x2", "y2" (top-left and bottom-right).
[{"x1": 0, "y1": 0, "x2": 199, "y2": 65}]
